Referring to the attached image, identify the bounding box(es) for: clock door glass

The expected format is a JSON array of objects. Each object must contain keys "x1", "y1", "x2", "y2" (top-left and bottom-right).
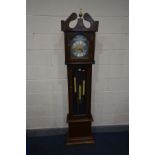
[
  {"x1": 72, "y1": 68, "x2": 87, "y2": 115},
  {"x1": 70, "y1": 35, "x2": 89, "y2": 58}
]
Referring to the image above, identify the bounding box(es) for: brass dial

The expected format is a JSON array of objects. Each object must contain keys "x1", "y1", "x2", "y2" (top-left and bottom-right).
[{"x1": 70, "y1": 35, "x2": 89, "y2": 58}]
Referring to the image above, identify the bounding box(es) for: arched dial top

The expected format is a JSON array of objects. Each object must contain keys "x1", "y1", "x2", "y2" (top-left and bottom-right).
[{"x1": 61, "y1": 12, "x2": 99, "y2": 32}]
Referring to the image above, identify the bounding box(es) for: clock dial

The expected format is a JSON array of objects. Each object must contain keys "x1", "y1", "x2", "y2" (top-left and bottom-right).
[{"x1": 70, "y1": 35, "x2": 89, "y2": 58}]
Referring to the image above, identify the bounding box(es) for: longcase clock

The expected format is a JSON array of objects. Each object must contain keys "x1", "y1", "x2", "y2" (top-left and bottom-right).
[{"x1": 61, "y1": 11, "x2": 99, "y2": 145}]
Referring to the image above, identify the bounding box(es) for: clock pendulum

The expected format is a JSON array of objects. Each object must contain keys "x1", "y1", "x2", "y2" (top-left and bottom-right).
[{"x1": 61, "y1": 10, "x2": 99, "y2": 145}]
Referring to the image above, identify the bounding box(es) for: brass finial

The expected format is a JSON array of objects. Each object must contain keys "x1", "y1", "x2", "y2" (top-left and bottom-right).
[{"x1": 79, "y1": 9, "x2": 83, "y2": 18}]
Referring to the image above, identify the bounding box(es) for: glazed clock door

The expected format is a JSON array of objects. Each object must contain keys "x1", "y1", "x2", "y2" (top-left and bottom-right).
[
  {"x1": 64, "y1": 32, "x2": 95, "y2": 64},
  {"x1": 67, "y1": 65, "x2": 92, "y2": 116}
]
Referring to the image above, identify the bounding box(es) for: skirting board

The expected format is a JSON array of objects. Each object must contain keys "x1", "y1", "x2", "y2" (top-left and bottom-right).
[{"x1": 27, "y1": 125, "x2": 129, "y2": 137}]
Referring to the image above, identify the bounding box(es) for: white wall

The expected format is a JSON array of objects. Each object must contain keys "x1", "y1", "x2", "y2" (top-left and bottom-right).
[{"x1": 26, "y1": 0, "x2": 129, "y2": 129}]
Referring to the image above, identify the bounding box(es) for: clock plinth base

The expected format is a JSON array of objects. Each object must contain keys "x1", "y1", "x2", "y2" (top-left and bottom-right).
[
  {"x1": 66, "y1": 114, "x2": 95, "y2": 145},
  {"x1": 66, "y1": 135, "x2": 95, "y2": 146}
]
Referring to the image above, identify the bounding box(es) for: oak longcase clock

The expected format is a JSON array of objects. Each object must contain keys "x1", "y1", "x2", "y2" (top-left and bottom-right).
[{"x1": 61, "y1": 11, "x2": 99, "y2": 145}]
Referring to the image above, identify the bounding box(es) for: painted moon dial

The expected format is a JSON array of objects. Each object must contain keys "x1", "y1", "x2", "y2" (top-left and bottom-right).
[{"x1": 71, "y1": 35, "x2": 89, "y2": 58}]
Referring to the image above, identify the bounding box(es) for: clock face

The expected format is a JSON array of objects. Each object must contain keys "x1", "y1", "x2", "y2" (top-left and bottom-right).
[{"x1": 70, "y1": 35, "x2": 89, "y2": 58}]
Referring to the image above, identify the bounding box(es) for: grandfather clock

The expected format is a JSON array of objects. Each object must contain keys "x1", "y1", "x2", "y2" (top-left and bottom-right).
[{"x1": 61, "y1": 11, "x2": 99, "y2": 145}]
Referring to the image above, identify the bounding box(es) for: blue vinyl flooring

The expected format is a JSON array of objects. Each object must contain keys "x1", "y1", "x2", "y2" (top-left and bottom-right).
[{"x1": 27, "y1": 132, "x2": 129, "y2": 155}]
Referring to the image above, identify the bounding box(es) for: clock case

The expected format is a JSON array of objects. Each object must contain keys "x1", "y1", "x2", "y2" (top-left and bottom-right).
[{"x1": 61, "y1": 12, "x2": 98, "y2": 145}]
